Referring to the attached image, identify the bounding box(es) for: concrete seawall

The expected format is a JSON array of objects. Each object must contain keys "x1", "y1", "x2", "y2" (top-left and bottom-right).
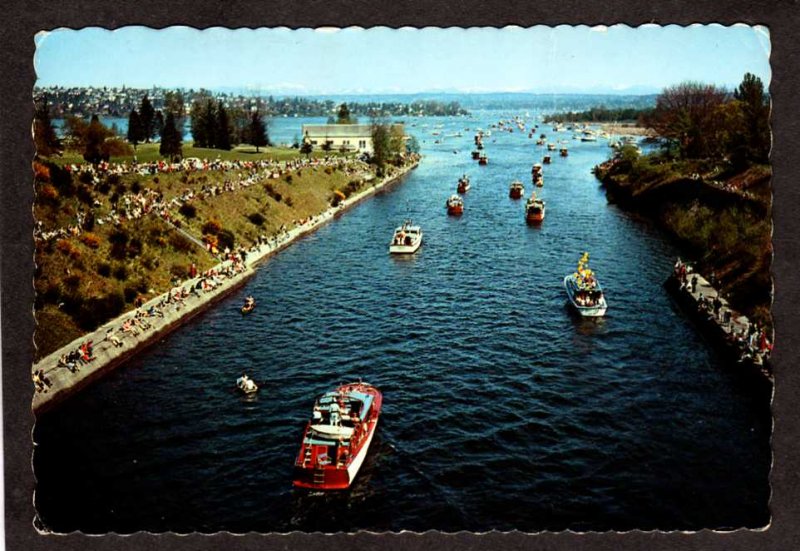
[
  {"x1": 32, "y1": 160, "x2": 419, "y2": 415},
  {"x1": 664, "y1": 267, "x2": 772, "y2": 382}
]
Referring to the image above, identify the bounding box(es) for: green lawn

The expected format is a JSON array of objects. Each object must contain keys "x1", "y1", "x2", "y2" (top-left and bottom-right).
[{"x1": 52, "y1": 142, "x2": 353, "y2": 166}]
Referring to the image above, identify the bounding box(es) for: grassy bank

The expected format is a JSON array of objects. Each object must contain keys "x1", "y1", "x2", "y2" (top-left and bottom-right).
[
  {"x1": 51, "y1": 142, "x2": 342, "y2": 166},
  {"x1": 34, "y1": 146, "x2": 380, "y2": 359},
  {"x1": 595, "y1": 149, "x2": 772, "y2": 328}
]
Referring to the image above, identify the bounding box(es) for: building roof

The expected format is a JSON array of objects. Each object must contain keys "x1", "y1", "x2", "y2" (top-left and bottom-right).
[{"x1": 302, "y1": 123, "x2": 403, "y2": 138}]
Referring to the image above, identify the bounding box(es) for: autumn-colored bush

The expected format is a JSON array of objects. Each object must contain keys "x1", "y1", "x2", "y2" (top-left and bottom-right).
[
  {"x1": 80, "y1": 232, "x2": 101, "y2": 249},
  {"x1": 55, "y1": 239, "x2": 80, "y2": 259},
  {"x1": 202, "y1": 218, "x2": 222, "y2": 235},
  {"x1": 38, "y1": 183, "x2": 59, "y2": 204},
  {"x1": 33, "y1": 161, "x2": 51, "y2": 182}
]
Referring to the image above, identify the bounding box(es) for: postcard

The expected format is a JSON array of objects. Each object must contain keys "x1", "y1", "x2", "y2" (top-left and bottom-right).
[{"x1": 27, "y1": 24, "x2": 774, "y2": 537}]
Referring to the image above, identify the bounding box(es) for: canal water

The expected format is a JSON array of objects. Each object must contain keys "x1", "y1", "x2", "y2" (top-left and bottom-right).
[{"x1": 34, "y1": 111, "x2": 771, "y2": 534}]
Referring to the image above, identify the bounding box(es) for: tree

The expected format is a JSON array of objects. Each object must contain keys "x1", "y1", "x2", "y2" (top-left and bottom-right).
[
  {"x1": 643, "y1": 81, "x2": 728, "y2": 159},
  {"x1": 139, "y1": 94, "x2": 156, "y2": 142},
  {"x1": 734, "y1": 72, "x2": 770, "y2": 163},
  {"x1": 215, "y1": 102, "x2": 232, "y2": 150},
  {"x1": 83, "y1": 115, "x2": 107, "y2": 164},
  {"x1": 337, "y1": 103, "x2": 355, "y2": 124},
  {"x1": 163, "y1": 90, "x2": 186, "y2": 134},
  {"x1": 126, "y1": 109, "x2": 144, "y2": 149},
  {"x1": 300, "y1": 133, "x2": 313, "y2": 158},
  {"x1": 153, "y1": 111, "x2": 165, "y2": 141},
  {"x1": 248, "y1": 111, "x2": 269, "y2": 152},
  {"x1": 159, "y1": 111, "x2": 183, "y2": 159},
  {"x1": 190, "y1": 91, "x2": 213, "y2": 147},
  {"x1": 33, "y1": 95, "x2": 61, "y2": 157},
  {"x1": 389, "y1": 125, "x2": 406, "y2": 161},
  {"x1": 406, "y1": 134, "x2": 421, "y2": 155},
  {"x1": 369, "y1": 117, "x2": 391, "y2": 174}
]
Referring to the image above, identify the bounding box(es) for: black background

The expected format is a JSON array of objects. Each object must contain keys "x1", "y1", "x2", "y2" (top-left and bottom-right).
[{"x1": 2, "y1": 1, "x2": 798, "y2": 549}]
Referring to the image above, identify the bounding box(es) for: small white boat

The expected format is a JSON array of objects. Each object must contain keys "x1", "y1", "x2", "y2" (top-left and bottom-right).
[
  {"x1": 236, "y1": 375, "x2": 259, "y2": 394},
  {"x1": 389, "y1": 220, "x2": 423, "y2": 254}
]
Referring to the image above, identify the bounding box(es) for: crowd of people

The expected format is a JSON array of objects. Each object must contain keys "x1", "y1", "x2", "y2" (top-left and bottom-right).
[
  {"x1": 35, "y1": 155, "x2": 372, "y2": 245},
  {"x1": 33, "y1": 155, "x2": 417, "y2": 395},
  {"x1": 673, "y1": 258, "x2": 772, "y2": 365}
]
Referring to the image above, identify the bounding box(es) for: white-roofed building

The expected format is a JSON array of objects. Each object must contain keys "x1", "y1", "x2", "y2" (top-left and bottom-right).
[{"x1": 301, "y1": 123, "x2": 405, "y2": 154}]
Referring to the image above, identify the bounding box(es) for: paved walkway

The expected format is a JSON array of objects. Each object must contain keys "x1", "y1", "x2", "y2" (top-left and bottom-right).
[
  {"x1": 669, "y1": 260, "x2": 772, "y2": 373},
  {"x1": 32, "y1": 160, "x2": 419, "y2": 414}
]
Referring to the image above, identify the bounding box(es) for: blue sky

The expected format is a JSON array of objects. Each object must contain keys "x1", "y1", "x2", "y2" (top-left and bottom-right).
[{"x1": 34, "y1": 25, "x2": 771, "y2": 94}]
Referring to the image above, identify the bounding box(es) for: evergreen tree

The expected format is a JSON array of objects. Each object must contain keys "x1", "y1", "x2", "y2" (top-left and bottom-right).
[
  {"x1": 159, "y1": 111, "x2": 183, "y2": 159},
  {"x1": 126, "y1": 109, "x2": 144, "y2": 149},
  {"x1": 139, "y1": 94, "x2": 155, "y2": 142},
  {"x1": 33, "y1": 95, "x2": 61, "y2": 156},
  {"x1": 153, "y1": 111, "x2": 165, "y2": 141},
  {"x1": 83, "y1": 115, "x2": 107, "y2": 164},
  {"x1": 164, "y1": 90, "x2": 186, "y2": 134},
  {"x1": 248, "y1": 111, "x2": 269, "y2": 152},
  {"x1": 215, "y1": 102, "x2": 232, "y2": 150},
  {"x1": 734, "y1": 72, "x2": 770, "y2": 163}
]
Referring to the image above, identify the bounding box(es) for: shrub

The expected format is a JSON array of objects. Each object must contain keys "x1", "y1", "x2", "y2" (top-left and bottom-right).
[
  {"x1": 123, "y1": 285, "x2": 138, "y2": 304},
  {"x1": 97, "y1": 262, "x2": 111, "y2": 277},
  {"x1": 78, "y1": 171, "x2": 94, "y2": 185},
  {"x1": 82, "y1": 210, "x2": 95, "y2": 231},
  {"x1": 76, "y1": 184, "x2": 94, "y2": 205},
  {"x1": 80, "y1": 232, "x2": 101, "y2": 249},
  {"x1": 97, "y1": 180, "x2": 111, "y2": 194},
  {"x1": 285, "y1": 174, "x2": 293, "y2": 184},
  {"x1": 179, "y1": 203, "x2": 197, "y2": 218},
  {"x1": 109, "y1": 229, "x2": 130, "y2": 260},
  {"x1": 114, "y1": 181, "x2": 128, "y2": 195},
  {"x1": 49, "y1": 163, "x2": 75, "y2": 197},
  {"x1": 113, "y1": 264, "x2": 128, "y2": 281},
  {"x1": 324, "y1": 166, "x2": 333, "y2": 175},
  {"x1": 127, "y1": 237, "x2": 143, "y2": 258},
  {"x1": 248, "y1": 212, "x2": 266, "y2": 226},
  {"x1": 107, "y1": 174, "x2": 121, "y2": 186},
  {"x1": 169, "y1": 233, "x2": 194, "y2": 252},
  {"x1": 217, "y1": 229, "x2": 236, "y2": 252},
  {"x1": 64, "y1": 274, "x2": 81, "y2": 290},
  {"x1": 170, "y1": 263, "x2": 189, "y2": 280},
  {"x1": 38, "y1": 184, "x2": 59, "y2": 205},
  {"x1": 153, "y1": 176, "x2": 159, "y2": 184},
  {"x1": 202, "y1": 218, "x2": 222, "y2": 235},
  {"x1": 284, "y1": 196, "x2": 294, "y2": 207},
  {"x1": 33, "y1": 161, "x2": 51, "y2": 182},
  {"x1": 131, "y1": 180, "x2": 141, "y2": 194},
  {"x1": 75, "y1": 292, "x2": 125, "y2": 331},
  {"x1": 55, "y1": 239, "x2": 76, "y2": 257}
]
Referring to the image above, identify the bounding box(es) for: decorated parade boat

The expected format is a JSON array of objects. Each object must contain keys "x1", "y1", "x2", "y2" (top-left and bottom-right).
[
  {"x1": 293, "y1": 382, "x2": 383, "y2": 490},
  {"x1": 509, "y1": 180, "x2": 525, "y2": 199},
  {"x1": 389, "y1": 220, "x2": 423, "y2": 254},
  {"x1": 525, "y1": 193, "x2": 546, "y2": 223},
  {"x1": 446, "y1": 194, "x2": 464, "y2": 215},
  {"x1": 564, "y1": 252, "x2": 608, "y2": 317}
]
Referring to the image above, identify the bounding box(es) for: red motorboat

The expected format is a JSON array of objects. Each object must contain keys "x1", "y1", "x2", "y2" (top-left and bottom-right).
[
  {"x1": 446, "y1": 194, "x2": 464, "y2": 215},
  {"x1": 525, "y1": 193, "x2": 546, "y2": 223},
  {"x1": 293, "y1": 382, "x2": 382, "y2": 490},
  {"x1": 509, "y1": 180, "x2": 525, "y2": 199}
]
